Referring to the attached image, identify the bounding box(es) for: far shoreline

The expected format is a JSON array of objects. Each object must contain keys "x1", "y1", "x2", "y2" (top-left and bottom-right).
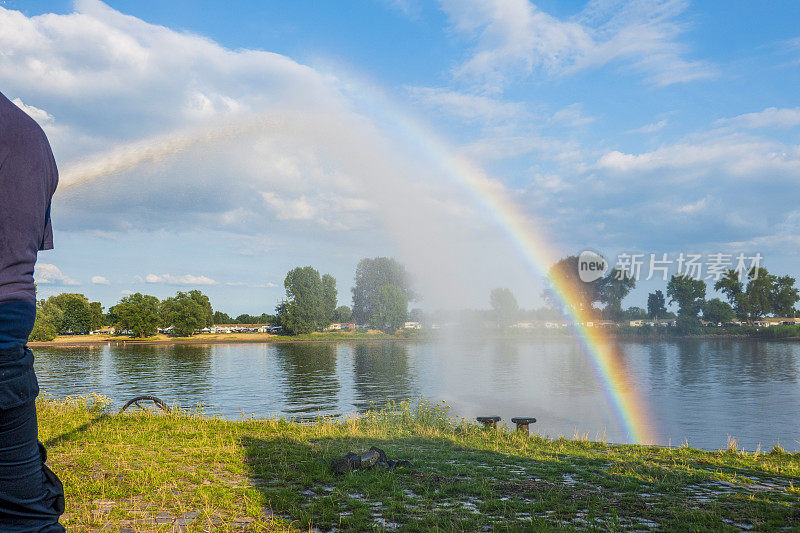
[{"x1": 28, "y1": 329, "x2": 800, "y2": 348}]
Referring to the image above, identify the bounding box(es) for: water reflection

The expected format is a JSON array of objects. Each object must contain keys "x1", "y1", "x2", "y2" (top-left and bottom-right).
[
  {"x1": 274, "y1": 343, "x2": 339, "y2": 415},
  {"x1": 31, "y1": 339, "x2": 800, "y2": 451},
  {"x1": 352, "y1": 343, "x2": 416, "y2": 410}
]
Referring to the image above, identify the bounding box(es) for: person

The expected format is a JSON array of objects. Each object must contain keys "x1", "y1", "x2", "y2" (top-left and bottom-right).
[{"x1": 0, "y1": 90, "x2": 65, "y2": 531}]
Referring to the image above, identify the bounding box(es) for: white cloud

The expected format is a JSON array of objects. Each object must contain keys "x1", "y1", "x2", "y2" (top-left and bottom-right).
[
  {"x1": 407, "y1": 86, "x2": 526, "y2": 122},
  {"x1": 260, "y1": 192, "x2": 316, "y2": 221},
  {"x1": 715, "y1": 107, "x2": 800, "y2": 130},
  {"x1": 91, "y1": 275, "x2": 111, "y2": 284},
  {"x1": 595, "y1": 134, "x2": 800, "y2": 178},
  {"x1": 11, "y1": 97, "x2": 53, "y2": 124},
  {"x1": 628, "y1": 119, "x2": 668, "y2": 134},
  {"x1": 120, "y1": 289, "x2": 134, "y2": 294},
  {"x1": 677, "y1": 196, "x2": 708, "y2": 214},
  {"x1": 34, "y1": 264, "x2": 79, "y2": 285},
  {"x1": 551, "y1": 103, "x2": 595, "y2": 127},
  {"x1": 254, "y1": 282, "x2": 279, "y2": 288},
  {"x1": 144, "y1": 273, "x2": 217, "y2": 285},
  {"x1": 439, "y1": 0, "x2": 714, "y2": 90}
]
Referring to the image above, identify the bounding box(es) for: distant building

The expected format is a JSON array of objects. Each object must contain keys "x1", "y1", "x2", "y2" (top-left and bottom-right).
[{"x1": 403, "y1": 321, "x2": 422, "y2": 329}]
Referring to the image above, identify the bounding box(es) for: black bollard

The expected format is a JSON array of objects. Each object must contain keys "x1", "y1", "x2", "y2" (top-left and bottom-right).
[
  {"x1": 511, "y1": 417, "x2": 537, "y2": 435},
  {"x1": 476, "y1": 416, "x2": 501, "y2": 429}
]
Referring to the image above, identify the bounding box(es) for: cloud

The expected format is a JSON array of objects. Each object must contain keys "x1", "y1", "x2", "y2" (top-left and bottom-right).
[
  {"x1": 34, "y1": 264, "x2": 79, "y2": 285},
  {"x1": 439, "y1": 0, "x2": 715, "y2": 90},
  {"x1": 595, "y1": 134, "x2": 800, "y2": 178},
  {"x1": 91, "y1": 275, "x2": 111, "y2": 284},
  {"x1": 11, "y1": 97, "x2": 53, "y2": 124},
  {"x1": 381, "y1": 0, "x2": 422, "y2": 18},
  {"x1": 120, "y1": 289, "x2": 133, "y2": 294},
  {"x1": 254, "y1": 282, "x2": 279, "y2": 288},
  {"x1": 628, "y1": 119, "x2": 668, "y2": 134},
  {"x1": 0, "y1": 2, "x2": 415, "y2": 237},
  {"x1": 551, "y1": 103, "x2": 595, "y2": 127},
  {"x1": 260, "y1": 192, "x2": 316, "y2": 221},
  {"x1": 144, "y1": 274, "x2": 218, "y2": 285},
  {"x1": 407, "y1": 86, "x2": 526, "y2": 123},
  {"x1": 715, "y1": 107, "x2": 800, "y2": 130}
]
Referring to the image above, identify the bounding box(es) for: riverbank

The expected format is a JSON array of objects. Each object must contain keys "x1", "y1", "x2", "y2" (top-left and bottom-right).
[
  {"x1": 27, "y1": 330, "x2": 402, "y2": 347},
  {"x1": 39, "y1": 396, "x2": 799, "y2": 531},
  {"x1": 29, "y1": 326, "x2": 800, "y2": 348}
]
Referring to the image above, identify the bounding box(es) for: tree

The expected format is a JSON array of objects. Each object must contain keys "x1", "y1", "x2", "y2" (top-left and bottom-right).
[
  {"x1": 213, "y1": 311, "x2": 232, "y2": 324},
  {"x1": 371, "y1": 285, "x2": 408, "y2": 332},
  {"x1": 703, "y1": 298, "x2": 735, "y2": 324},
  {"x1": 408, "y1": 308, "x2": 426, "y2": 324},
  {"x1": 544, "y1": 256, "x2": 602, "y2": 312},
  {"x1": 771, "y1": 275, "x2": 799, "y2": 317},
  {"x1": 714, "y1": 269, "x2": 747, "y2": 320},
  {"x1": 160, "y1": 290, "x2": 213, "y2": 337},
  {"x1": 110, "y1": 293, "x2": 161, "y2": 337},
  {"x1": 544, "y1": 256, "x2": 634, "y2": 320},
  {"x1": 351, "y1": 257, "x2": 415, "y2": 326},
  {"x1": 624, "y1": 306, "x2": 648, "y2": 320},
  {"x1": 89, "y1": 301, "x2": 104, "y2": 331},
  {"x1": 597, "y1": 269, "x2": 636, "y2": 320},
  {"x1": 333, "y1": 305, "x2": 352, "y2": 323},
  {"x1": 277, "y1": 266, "x2": 337, "y2": 334},
  {"x1": 647, "y1": 290, "x2": 667, "y2": 319},
  {"x1": 745, "y1": 267, "x2": 773, "y2": 320},
  {"x1": 490, "y1": 288, "x2": 519, "y2": 328},
  {"x1": 321, "y1": 274, "x2": 337, "y2": 328},
  {"x1": 29, "y1": 299, "x2": 62, "y2": 341},
  {"x1": 667, "y1": 275, "x2": 706, "y2": 334},
  {"x1": 667, "y1": 274, "x2": 706, "y2": 318},
  {"x1": 47, "y1": 293, "x2": 92, "y2": 333}
]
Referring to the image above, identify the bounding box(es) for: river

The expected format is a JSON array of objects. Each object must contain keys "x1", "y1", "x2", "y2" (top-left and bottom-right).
[{"x1": 33, "y1": 338, "x2": 800, "y2": 451}]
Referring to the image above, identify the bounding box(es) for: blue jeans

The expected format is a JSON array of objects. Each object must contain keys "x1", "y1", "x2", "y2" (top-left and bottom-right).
[{"x1": 0, "y1": 301, "x2": 64, "y2": 532}]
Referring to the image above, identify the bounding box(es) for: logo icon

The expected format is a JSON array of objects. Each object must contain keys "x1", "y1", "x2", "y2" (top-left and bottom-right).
[{"x1": 578, "y1": 250, "x2": 608, "y2": 282}]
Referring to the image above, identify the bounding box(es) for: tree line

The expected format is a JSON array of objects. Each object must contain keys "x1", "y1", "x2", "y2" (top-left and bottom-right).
[
  {"x1": 537, "y1": 255, "x2": 800, "y2": 333},
  {"x1": 482, "y1": 256, "x2": 799, "y2": 333},
  {"x1": 30, "y1": 290, "x2": 214, "y2": 341},
  {"x1": 30, "y1": 256, "x2": 417, "y2": 340}
]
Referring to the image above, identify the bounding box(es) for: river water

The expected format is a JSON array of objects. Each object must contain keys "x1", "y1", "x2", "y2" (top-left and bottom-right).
[{"x1": 33, "y1": 338, "x2": 800, "y2": 451}]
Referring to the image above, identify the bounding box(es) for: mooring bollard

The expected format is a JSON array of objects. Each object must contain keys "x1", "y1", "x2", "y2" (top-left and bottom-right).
[
  {"x1": 476, "y1": 416, "x2": 501, "y2": 429},
  {"x1": 511, "y1": 417, "x2": 537, "y2": 435}
]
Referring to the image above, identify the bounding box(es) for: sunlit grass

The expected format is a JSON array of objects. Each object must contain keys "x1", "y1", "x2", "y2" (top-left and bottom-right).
[{"x1": 37, "y1": 395, "x2": 800, "y2": 531}]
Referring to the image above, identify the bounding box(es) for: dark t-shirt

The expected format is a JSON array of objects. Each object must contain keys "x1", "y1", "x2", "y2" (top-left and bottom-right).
[{"x1": 0, "y1": 91, "x2": 58, "y2": 305}]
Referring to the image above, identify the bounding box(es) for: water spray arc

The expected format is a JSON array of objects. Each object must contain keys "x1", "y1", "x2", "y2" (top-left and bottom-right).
[{"x1": 60, "y1": 105, "x2": 654, "y2": 445}]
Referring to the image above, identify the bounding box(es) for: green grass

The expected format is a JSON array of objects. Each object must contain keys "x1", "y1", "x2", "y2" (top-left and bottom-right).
[{"x1": 38, "y1": 395, "x2": 800, "y2": 531}]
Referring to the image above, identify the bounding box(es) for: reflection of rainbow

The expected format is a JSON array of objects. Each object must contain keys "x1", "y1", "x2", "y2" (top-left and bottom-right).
[{"x1": 379, "y1": 110, "x2": 654, "y2": 445}]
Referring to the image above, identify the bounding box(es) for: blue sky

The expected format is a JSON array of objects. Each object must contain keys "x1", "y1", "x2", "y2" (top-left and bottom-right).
[{"x1": 3, "y1": 0, "x2": 800, "y2": 315}]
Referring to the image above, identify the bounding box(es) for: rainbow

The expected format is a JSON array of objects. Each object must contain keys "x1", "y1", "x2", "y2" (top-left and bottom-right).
[
  {"x1": 59, "y1": 91, "x2": 654, "y2": 443},
  {"x1": 462, "y1": 164, "x2": 653, "y2": 444},
  {"x1": 377, "y1": 109, "x2": 654, "y2": 445}
]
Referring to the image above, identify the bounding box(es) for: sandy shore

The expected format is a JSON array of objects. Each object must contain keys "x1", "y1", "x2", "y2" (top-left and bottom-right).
[{"x1": 27, "y1": 331, "x2": 402, "y2": 348}]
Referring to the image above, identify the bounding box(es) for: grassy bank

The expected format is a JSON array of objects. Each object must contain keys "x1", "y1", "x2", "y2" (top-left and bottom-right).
[{"x1": 39, "y1": 396, "x2": 799, "y2": 531}]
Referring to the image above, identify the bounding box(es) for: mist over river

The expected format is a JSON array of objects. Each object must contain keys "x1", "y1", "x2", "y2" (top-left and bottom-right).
[{"x1": 34, "y1": 338, "x2": 800, "y2": 451}]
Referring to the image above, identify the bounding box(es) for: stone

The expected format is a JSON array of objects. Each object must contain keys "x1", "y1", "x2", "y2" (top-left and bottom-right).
[{"x1": 476, "y1": 416, "x2": 501, "y2": 429}]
